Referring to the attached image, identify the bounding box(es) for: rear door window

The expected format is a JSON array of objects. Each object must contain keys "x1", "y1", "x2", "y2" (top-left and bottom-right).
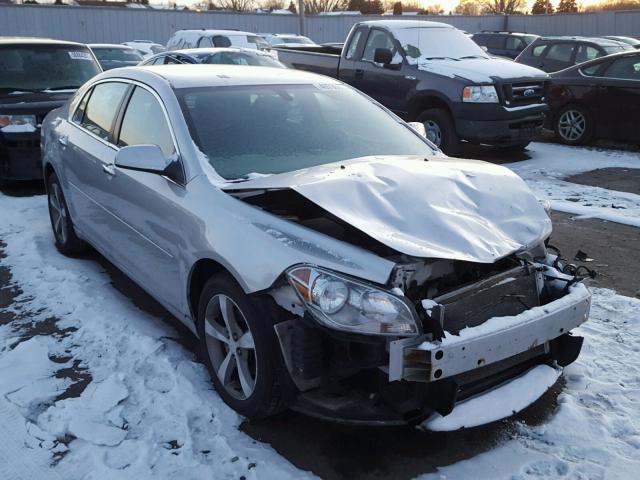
[
  {"x1": 198, "y1": 37, "x2": 214, "y2": 48},
  {"x1": 80, "y1": 81, "x2": 128, "y2": 141},
  {"x1": 531, "y1": 44, "x2": 548, "y2": 57},
  {"x1": 506, "y1": 37, "x2": 525, "y2": 52},
  {"x1": 546, "y1": 43, "x2": 575, "y2": 63},
  {"x1": 212, "y1": 36, "x2": 232, "y2": 48},
  {"x1": 117, "y1": 86, "x2": 175, "y2": 158},
  {"x1": 486, "y1": 35, "x2": 506, "y2": 50},
  {"x1": 575, "y1": 45, "x2": 600, "y2": 64}
]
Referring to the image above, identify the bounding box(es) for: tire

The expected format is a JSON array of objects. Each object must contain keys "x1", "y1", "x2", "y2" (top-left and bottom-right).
[
  {"x1": 555, "y1": 104, "x2": 593, "y2": 146},
  {"x1": 197, "y1": 274, "x2": 284, "y2": 418},
  {"x1": 46, "y1": 172, "x2": 85, "y2": 255},
  {"x1": 416, "y1": 108, "x2": 459, "y2": 156}
]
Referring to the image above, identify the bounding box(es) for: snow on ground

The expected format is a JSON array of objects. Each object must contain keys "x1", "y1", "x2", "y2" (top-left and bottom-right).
[
  {"x1": 0, "y1": 141, "x2": 639, "y2": 479},
  {"x1": 508, "y1": 142, "x2": 640, "y2": 227},
  {"x1": 0, "y1": 193, "x2": 310, "y2": 479}
]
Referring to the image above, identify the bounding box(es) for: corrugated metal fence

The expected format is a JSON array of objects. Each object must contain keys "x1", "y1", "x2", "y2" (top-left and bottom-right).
[{"x1": 1, "y1": 5, "x2": 640, "y2": 45}]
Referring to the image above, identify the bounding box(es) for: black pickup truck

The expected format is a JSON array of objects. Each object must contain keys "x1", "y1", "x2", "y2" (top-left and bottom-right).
[{"x1": 275, "y1": 20, "x2": 549, "y2": 155}]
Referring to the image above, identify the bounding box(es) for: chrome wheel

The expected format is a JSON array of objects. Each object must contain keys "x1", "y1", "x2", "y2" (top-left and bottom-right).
[
  {"x1": 48, "y1": 183, "x2": 68, "y2": 245},
  {"x1": 424, "y1": 120, "x2": 442, "y2": 146},
  {"x1": 204, "y1": 294, "x2": 257, "y2": 400},
  {"x1": 558, "y1": 109, "x2": 586, "y2": 142}
]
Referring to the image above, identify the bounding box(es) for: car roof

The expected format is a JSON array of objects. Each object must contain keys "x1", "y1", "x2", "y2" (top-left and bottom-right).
[
  {"x1": 475, "y1": 31, "x2": 537, "y2": 36},
  {"x1": 170, "y1": 47, "x2": 265, "y2": 56},
  {"x1": 536, "y1": 36, "x2": 627, "y2": 47},
  {"x1": 0, "y1": 37, "x2": 88, "y2": 47},
  {"x1": 357, "y1": 20, "x2": 453, "y2": 30},
  {"x1": 174, "y1": 29, "x2": 255, "y2": 36},
  {"x1": 98, "y1": 64, "x2": 337, "y2": 89},
  {"x1": 89, "y1": 44, "x2": 135, "y2": 49}
]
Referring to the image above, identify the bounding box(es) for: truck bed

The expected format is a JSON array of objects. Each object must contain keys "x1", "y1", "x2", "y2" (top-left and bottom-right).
[{"x1": 273, "y1": 45, "x2": 341, "y2": 78}]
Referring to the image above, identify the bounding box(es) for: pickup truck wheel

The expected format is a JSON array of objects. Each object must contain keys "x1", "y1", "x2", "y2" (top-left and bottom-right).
[
  {"x1": 46, "y1": 173, "x2": 86, "y2": 255},
  {"x1": 197, "y1": 274, "x2": 283, "y2": 418},
  {"x1": 555, "y1": 105, "x2": 593, "y2": 146},
  {"x1": 417, "y1": 108, "x2": 459, "y2": 156}
]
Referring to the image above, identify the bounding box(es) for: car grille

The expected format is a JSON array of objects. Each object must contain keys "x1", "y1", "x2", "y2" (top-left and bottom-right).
[{"x1": 503, "y1": 81, "x2": 546, "y2": 106}]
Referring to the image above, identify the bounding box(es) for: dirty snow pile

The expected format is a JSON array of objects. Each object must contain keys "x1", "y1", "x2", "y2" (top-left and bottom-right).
[
  {"x1": 508, "y1": 142, "x2": 640, "y2": 227},
  {"x1": 0, "y1": 193, "x2": 308, "y2": 479}
]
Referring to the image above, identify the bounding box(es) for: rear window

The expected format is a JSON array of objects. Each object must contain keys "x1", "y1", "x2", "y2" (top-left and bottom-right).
[
  {"x1": 92, "y1": 47, "x2": 142, "y2": 63},
  {"x1": 197, "y1": 51, "x2": 285, "y2": 68},
  {"x1": 0, "y1": 44, "x2": 101, "y2": 93}
]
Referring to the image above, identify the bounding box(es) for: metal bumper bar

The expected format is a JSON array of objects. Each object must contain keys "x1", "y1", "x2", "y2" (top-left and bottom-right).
[{"x1": 389, "y1": 284, "x2": 591, "y2": 382}]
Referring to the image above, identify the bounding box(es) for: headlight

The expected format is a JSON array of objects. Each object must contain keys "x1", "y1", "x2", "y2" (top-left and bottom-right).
[
  {"x1": 0, "y1": 114, "x2": 37, "y2": 131},
  {"x1": 462, "y1": 85, "x2": 499, "y2": 103},
  {"x1": 287, "y1": 266, "x2": 419, "y2": 337}
]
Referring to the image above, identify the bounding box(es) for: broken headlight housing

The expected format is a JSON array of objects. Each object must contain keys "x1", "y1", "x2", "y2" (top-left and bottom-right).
[{"x1": 287, "y1": 266, "x2": 419, "y2": 337}]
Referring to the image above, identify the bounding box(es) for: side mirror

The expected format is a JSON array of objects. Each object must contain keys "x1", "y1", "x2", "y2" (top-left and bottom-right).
[
  {"x1": 115, "y1": 144, "x2": 171, "y2": 175},
  {"x1": 374, "y1": 48, "x2": 393, "y2": 65},
  {"x1": 408, "y1": 121, "x2": 427, "y2": 139}
]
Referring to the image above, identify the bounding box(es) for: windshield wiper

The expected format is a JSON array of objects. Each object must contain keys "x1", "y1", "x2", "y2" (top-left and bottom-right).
[
  {"x1": 459, "y1": 55, "x2": 488, "y2": 60},
  {"x1": 423, "y1": 56, "x2": 460, "y2": 61},
  {"x1": 0, "y1": 87, "x2": 43, "y2": 94},
  {"x1": 43, "y1": 85, "x2": 80, "y2": 91}
]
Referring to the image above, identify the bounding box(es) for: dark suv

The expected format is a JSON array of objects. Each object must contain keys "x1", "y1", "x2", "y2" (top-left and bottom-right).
[
  {"x1": 515, "y1": 36, "x2": 631, "y2": 73},
  {"x1": 472, "y1": 32, "x2": 539, "y2": 59},
  {"x1": 0, "y1": 38, "x2": 101, "y2": 185}
]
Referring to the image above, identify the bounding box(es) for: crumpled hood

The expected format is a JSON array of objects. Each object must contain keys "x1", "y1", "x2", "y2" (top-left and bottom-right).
[
  {"x1": 415, "y1": 58, "x2": 548, "y2": 83},
  {"x1": 224, "y1": 156, "x2": 552, "y2": 263}
]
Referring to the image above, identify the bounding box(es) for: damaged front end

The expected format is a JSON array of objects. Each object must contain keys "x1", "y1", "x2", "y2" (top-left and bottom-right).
[
  {"x1": 268, "y1": 254, "x2": 590, "y2": 427},
  {"x1": 223, "y1": 156, "x2": 590, "y2": 427}
]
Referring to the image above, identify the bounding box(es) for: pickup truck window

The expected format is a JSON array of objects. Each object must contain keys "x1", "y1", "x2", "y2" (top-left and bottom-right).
[
  {"x1": 362, "y1": 30, "x2": 395, "y2": 62},
  {"x1": 345, "y1": 29, "x2": 364, "y2": 60},
  {"x1": 394, "y1": 27, "x2": 488, "y2": 62},
  {"x1": 178, "y1": 84, "x2": 435, "y2": 180}
]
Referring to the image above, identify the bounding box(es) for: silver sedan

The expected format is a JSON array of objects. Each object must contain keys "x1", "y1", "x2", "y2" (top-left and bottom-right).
[{"x1": 41, "y1": 65, "x2": 589, "y2": 426}]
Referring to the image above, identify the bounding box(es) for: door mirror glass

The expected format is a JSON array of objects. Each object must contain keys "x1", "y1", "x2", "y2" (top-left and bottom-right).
[
  {"x1": 408, "y1": 121, "x2": 427, "y2": 138},
  {"x1": 115, "y1": 145, "x2": 170, "y2": 174}
]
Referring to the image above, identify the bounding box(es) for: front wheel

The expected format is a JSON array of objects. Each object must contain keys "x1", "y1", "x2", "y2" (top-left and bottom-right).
[
  {"x1": 416, "y1": 108, "x2": 459, "y2": 156},
  {"x1": 197, "y1": 274, "x2": 284, "y2": 418},
  {"x1": 46, "y1": 172, "x2": 85, "y2": 255},
  {"x1": 555, "y1": 105, "x2": 593, "y2": 146}
]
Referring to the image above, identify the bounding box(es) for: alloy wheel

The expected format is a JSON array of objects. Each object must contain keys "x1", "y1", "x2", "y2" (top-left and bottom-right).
[
  {"x1": 48, "y1": 183, "x2": 68, "y2": 245},
  {"x1": 424, "y1": 120, "x2": 442, "y2": 146},
  {"x1": 203, "y1": 294, "x2": 257, "y2": 400},
  {"x1": 558, "y1": 109, "x2": 586, "y2": 142}
]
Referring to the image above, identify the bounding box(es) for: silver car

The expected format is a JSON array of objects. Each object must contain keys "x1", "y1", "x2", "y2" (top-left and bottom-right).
[{"x1": 41, "y1": 65, "x2": 590, "y2": 427}]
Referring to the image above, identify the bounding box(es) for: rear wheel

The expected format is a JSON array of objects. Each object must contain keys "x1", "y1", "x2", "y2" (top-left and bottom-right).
[
  {"x1": 197, "y1": 274, "x2": 284, "y2": 418},
  {"x1": 417, "y1": 108, "x2": 459, "y2": 156},
  {"x1": 46, "y1": 173, "x2": 85, "y2": 255},
  {"x1": 555, "y1": 105, "x2": 593, "y2": 146}
]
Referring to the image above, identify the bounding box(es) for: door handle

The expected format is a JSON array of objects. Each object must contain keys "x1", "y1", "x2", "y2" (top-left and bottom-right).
[
  {"x1": 58, "y1": 135, "x2": 68, "y2": 147},
  {"x1": 355, "y1": 69, "x2": 364, "y2": 79},
  {"x1": 102, "y1": 164, "x2": 116, "y2": 176}
]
